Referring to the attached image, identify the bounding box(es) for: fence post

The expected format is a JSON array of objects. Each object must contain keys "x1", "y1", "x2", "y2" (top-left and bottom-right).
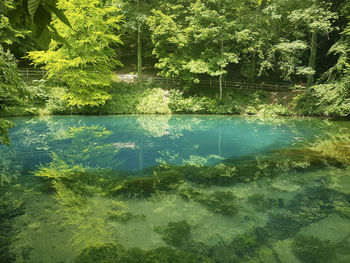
[{"x1": 26, "y1": 68, "x2": 29, "y2": 78}]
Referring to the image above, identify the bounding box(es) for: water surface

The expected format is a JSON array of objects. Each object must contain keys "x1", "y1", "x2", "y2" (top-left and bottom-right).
[{"x1": 0, "y1": 115, "x2": 349, "y2": 263}]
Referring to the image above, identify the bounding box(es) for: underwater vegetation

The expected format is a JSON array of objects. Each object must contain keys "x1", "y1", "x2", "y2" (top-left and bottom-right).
[
  {"x1": 0, "y1": 187, "x2": 25, "y2": 263},
  {"x1": 3, "y1": 118, "x2": 349, "y2": 262},
  {"x1": 178, "y1": 188, "x2": 239, "y2": 216},
  {"x1": 111, "y1": 168, "x2": 184, "y2": 198},
  {"x1": 154, "y1": 220, "x2": 192, "y2": 248},
  {"x1": 292, "y1": 235, "x2": 337, "y2": 263},
  {"x1": 74, "y1": 243, "x2": 214, "y2": 263}
]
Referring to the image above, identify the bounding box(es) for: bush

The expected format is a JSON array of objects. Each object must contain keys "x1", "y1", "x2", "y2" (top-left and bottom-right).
[
  {"x1": 293, "y1": 80, "x2": 350, "y2": 117},
  {"x1": 137, "y1": 88, "x2": 171, "y2": 114}
]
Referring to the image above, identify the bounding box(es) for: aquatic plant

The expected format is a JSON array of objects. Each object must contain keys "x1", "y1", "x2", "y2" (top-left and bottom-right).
[
  {"x1": 111, "y1": 168, "x2": 184, "y2": 198},
  {"x1": 261, "y1": 213, "x2": 302, "y2": 241},
  {"x1": 0, "y1": 186, "x2": 25, "y2": 263},
  {"x1": 231, "y1": 232, "x2": 260, "y2": 258},
  {"x1": 178, "y1": 188, "x2": 239, "y2": 216},
  {"x1": 284, "y1": 199, "x2": 329, "y2": 225},
  {"x1": 154, "y1": 220, "x2": 192, "y2": 248},
  {"x1": 184, "y1": 163, "x2": 238, "y2": 186},
  {"x1": 311, "y1": 131, "x2": 350, "y2": 167},
  {"x1": 74, "y1": 243, "x2": 129, "y2": 263},
  {"x1": 332, "y1": 199, "x2": 350, "y2": 219},
  {"x1": 292, "y1": 235, "x2": 337, "y2": 263},
  {"x1": 74, "y1": 243, "x2": 214, "y2": 263},
  {"x1": 108, "y1": 211, "x2": 146, "y2": 223}
]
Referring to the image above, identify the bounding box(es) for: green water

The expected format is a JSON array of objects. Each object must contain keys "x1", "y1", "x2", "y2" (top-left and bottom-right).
[{"x1": 0, "y1": 115, "x2": 350, "y2": 263}]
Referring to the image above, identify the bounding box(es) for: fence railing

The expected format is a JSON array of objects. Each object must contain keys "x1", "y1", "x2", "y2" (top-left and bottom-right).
[
  {"x1": 18, "y1": 68, "x2": 47, "y2": 78},
  {"x1": 18, "y1": 68, "x2": 305, "y2": 92}
]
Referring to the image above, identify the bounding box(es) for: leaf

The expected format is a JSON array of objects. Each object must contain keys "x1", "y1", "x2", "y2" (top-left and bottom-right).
[
  {"x1": 48, "y1": 24, "x2": 71, "y2": 47},
  {"x1": 43, "y1": 2, "x2": 72, "y2": 28},
  {"x1": 37, "y1": 26, "x2": 51, "y2": 50},
  {"x1": 28, "y1": 0, "x2": 41, "y2": 20}
]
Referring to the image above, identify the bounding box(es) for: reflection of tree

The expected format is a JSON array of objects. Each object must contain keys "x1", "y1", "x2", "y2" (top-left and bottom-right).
[
  {"x1": 136, "y1": 115, "x2": 204, "y2": 139},
  {"x1": 136, "y1": 115, "x2": 171, "y2": 138},
  {"x1": 0, "y1": 150, "x2": 22, "y2": 186},
  {"x1": 34, "y1": 125, "x2": 126, "y2": 249},
  {"x1": 156, "y1": 150, "x2": 223, "y2": 167}
]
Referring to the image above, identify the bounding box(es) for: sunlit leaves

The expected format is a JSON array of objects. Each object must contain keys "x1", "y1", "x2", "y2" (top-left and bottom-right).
[{"x1": 28, "y1": 0, "x2": 123, "y2": 106}]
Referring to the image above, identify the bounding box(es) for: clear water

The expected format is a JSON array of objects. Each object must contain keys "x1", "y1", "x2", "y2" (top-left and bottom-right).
[{"x1": 0, "y1": 115, "x2": 349, "y2": 263}]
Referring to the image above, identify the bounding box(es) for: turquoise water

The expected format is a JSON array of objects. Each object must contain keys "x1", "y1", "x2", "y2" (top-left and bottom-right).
[{"x1": 0, "y1": 115, "x2": 350, "y2": 262}]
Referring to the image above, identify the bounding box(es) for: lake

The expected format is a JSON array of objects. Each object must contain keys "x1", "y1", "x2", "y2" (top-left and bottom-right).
[{"x1": 0, "y1": 115, "x2": 349, "y2": 262}]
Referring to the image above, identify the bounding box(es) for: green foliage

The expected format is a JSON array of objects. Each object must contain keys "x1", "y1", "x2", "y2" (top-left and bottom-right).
[
  {"x1": 27, "y1": 0, "x2": 123, "y2": 107},
  {"x1": 2, "y1": 0, "x2": 71, "y2": 49},
  {"x1": 147, "y1": 0, "x2": 239, "y2": 86},
  {"x1": 168, "y1": 89, "x2": 217, "y2": 113},
  {"x1": 0, "y1": 45, "x2": 25, "y2": 145},
  {"x1": 293, "y1": 81, "x2": 350, "y2": 117},
  {"x1": 136, "y1": 88, "x2": 171, "y2": 114},
  {"x1": 292, "y1": 235, "x2": 337, "y2": 263},
  {"x1": 0, "y1": 8, "x2": 24, "y2": 48}
]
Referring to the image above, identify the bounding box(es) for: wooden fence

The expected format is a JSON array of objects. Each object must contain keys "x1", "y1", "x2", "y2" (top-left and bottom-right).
[
  {"x1": 18, "y1": 68, "x2": 47, "y2": 78},
  {"x1": 18, "y1": 68, "x2": 305, "y2": 92}
]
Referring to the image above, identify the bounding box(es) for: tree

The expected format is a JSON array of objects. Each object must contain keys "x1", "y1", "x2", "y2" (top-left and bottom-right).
[
  {"x1": 288, "y1": 0, "x2": 337, "y2": 85},
  {"x1": 0, "y1": 0, "x2": 71, "y2": 50},
  {"x1": 0, "y1": 46, "x2": 26, "y2": 145},
  {"x1": 0, "y1": 1, "x2": 26, "y2": 145},
  {"x1": 120, "y1": 0, "x2": 156, "y2": 84},
  {"x1": 27, "y1": 0, "x2": 124, "y2": 107},
  {"x1": 148, "y1": 0, "x2": 240, "y2": 99}
]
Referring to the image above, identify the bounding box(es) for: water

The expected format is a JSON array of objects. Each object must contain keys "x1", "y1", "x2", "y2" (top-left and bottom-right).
[{"x1": 0, "y1": 115, "x2": 349, "y2": 263}]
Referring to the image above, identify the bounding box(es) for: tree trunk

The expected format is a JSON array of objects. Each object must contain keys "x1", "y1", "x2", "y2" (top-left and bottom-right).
[
  {"x1": 307, "y1": 29, "x2": 317, "y2": 86},
  {"x1": 307, "y1": 0, "x2": 318, "y2": 87},
  {"x1": 136, "y1": 0, "x2": 142, "y2": 87},
  {"x1": 219, "y1": 40, "x2": 223, "y2": 100},
  {"x1": 219, "y1": 74, "x2": 223, "y2": 100}
]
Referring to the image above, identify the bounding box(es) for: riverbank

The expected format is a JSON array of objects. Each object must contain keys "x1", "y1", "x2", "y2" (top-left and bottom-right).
[{"x1": 1, "y1": 80, "x2": 314, "y2": 118}]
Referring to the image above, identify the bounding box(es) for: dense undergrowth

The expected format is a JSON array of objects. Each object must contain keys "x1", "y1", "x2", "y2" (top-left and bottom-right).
[{"x1": 1, "y1": 80, "x2": 301, "y2": 117}]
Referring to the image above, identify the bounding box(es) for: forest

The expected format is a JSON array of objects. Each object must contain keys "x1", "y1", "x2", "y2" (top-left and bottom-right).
[
  {"x1": 0, "y1": 0, "x2": 349, "y2": 143},
  {"x1": 0, "y1": 1, "x2": 350, "y2": 263}
]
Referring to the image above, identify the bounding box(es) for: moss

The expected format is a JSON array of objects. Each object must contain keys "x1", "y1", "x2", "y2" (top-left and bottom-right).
[
  {"x1": 154, "y1": 220, "x2": 192, "y2": 248},
  {"x1": 292, "y1": 235, "x2": 337, "y2": 263},
  {"x1": 178, "y1": 188, "x2": 239, "y2": 216}
]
